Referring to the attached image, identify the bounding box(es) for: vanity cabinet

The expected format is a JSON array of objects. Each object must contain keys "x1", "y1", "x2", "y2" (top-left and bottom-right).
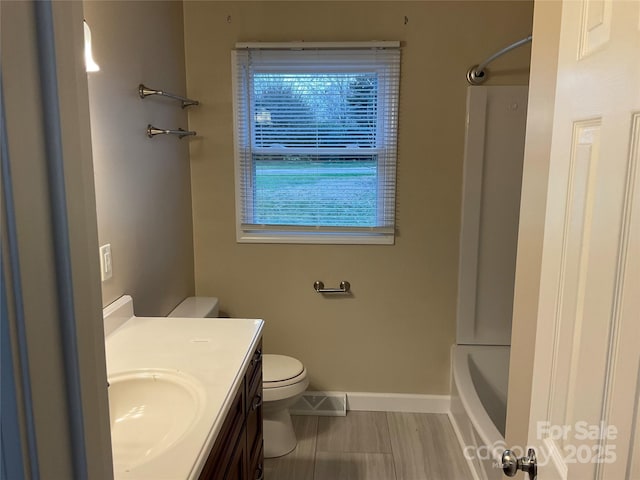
[{"x1": 199, "y1": 340, "x2": 263, "y2": 480}]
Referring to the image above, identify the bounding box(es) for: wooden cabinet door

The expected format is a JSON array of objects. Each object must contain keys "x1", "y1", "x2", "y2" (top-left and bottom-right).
[
  {"x1": 245, "y1": 366, "x2": 263, "y2": 471},
  {"x1": 224, "y1": 430, "x2": 247, "y2": 480},
  {"x1": 199, "y1": 339, "x2": 264, "y2": 480},
  {"x1": 249, "y1": 446, "x2": 264, "y2": 480}
]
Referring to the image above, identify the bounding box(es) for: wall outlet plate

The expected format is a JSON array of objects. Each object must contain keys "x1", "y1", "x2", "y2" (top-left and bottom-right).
[{"x1": 99, "y1": 244, "x2": 112, "y2": 282}]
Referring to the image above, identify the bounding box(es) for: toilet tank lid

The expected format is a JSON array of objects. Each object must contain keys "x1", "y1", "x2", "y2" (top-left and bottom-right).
[{"x1": 168, "y1": 297, "x2": 219, "y2": 318}]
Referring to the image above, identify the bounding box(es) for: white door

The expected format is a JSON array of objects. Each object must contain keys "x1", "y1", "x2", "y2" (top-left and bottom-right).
[{"x1": 506, "y1": 0, "x2": 640, "y2": 479}]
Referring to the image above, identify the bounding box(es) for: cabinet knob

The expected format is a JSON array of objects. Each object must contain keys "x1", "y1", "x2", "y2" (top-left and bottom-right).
[
  {"x1": 252, "y1": 394, "x2": 263, "y2": 410},
  {"x1": 255, "y1": 464, "x2": 264, "y2": 480},
  {"x1": 251, "y1": 349, "x2": 262, "y2": 366}
]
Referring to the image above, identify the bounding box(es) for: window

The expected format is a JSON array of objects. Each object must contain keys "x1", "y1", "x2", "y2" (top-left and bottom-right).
[{"x1": 232, "y1": 42, "x2": 400, "y2": 244}]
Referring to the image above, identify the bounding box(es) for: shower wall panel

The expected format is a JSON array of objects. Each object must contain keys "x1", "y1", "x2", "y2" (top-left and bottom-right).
[{"x1": 457, "y1": 86, "x2": 529, "y2": 345}]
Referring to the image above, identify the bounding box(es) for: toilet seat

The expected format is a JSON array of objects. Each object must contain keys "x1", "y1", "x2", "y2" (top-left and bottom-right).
[
  {"x1": 262, "y1": 354, "x2": 308, "y2": 402},
  {"x1": 263, "y1": 354, "x2": 307, "y2": 388},
  {"x1": 264, "y1": 354, "x2": 304, "y2": 381}
]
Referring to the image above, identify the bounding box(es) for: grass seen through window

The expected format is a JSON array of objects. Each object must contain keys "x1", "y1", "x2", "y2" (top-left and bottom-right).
[{"x1": 253, "y1": 155, "x2": 377, "y2": 227}]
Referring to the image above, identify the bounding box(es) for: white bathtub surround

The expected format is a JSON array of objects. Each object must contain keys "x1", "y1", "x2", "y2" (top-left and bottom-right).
[
  {"x1": 456, "y1": 86, "x2": 529, "y2": 345},
  {"x1": 103, "y1": 297, "x2": 263, "y2": 479},
  {"x1": 449, "y1": 345, "x2": 510, "y2": 480},
  {"x1": 452, "y1": 85, "x2": 527, "y2": 479}
]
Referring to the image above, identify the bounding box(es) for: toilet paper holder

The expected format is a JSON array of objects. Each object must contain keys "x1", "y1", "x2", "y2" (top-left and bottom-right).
[{"x1": 313, "y1": 281, "x2": 351, "y2": 294}]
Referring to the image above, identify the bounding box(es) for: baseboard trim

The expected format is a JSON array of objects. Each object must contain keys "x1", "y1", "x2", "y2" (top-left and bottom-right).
[{"x1": 345, "y1": 391, "x2": 451, "y2": 414}]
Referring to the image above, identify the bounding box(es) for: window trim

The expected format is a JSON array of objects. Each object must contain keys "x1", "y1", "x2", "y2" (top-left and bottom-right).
[{"x1": 231, "y1": 42, "x2": 400, "y2": 245}]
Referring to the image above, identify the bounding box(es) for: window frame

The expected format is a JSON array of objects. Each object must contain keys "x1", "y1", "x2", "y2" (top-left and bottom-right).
[{"x1": 232, "y1": 42, "x2": 400, "y2": 245}]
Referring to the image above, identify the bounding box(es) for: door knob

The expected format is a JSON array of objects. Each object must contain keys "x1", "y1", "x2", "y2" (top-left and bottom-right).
[{"x1": 502, "y1": 448, "x2": 537, "y2": 479}]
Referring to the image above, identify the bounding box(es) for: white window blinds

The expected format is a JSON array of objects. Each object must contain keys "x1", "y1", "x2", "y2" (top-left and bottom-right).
[{"x1": 232, "y1": 43, "x2": 400, "y2": 244}]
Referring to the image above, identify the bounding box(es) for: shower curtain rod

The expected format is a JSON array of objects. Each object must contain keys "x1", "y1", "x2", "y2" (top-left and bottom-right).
[{"x1": 466, "y1": 34, "x2": 532, "y2": 85}]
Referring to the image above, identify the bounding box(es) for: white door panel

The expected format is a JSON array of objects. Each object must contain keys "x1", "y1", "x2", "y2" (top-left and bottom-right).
[{"x1": 507, "y1": 0, "x2": 640, "y2": 479}]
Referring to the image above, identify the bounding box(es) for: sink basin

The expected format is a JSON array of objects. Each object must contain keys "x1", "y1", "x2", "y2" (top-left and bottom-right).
[{"x1": 108, "y1": 369, "x2": 206, "y2": 472}]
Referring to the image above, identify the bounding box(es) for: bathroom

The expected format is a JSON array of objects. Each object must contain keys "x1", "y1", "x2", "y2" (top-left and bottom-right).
[
  {"x1": 88, "y1": 0, "x2": 533, "y2": 401},
  {"x1": 7, "y1": 0, "x2": 633, "y2": 479},
  {"x1": 92, "y1": 2, "x2": 533, "y2": 476}
]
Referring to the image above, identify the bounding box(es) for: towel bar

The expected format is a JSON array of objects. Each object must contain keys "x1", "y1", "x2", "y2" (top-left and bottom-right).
[{"x1": 313, "y1": 281, "x2": 351, "y2": 294}]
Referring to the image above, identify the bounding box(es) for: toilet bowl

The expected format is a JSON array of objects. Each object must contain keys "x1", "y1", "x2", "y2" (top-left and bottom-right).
[
  {"x1": 169, "y1": 297, "x2": 309, "y2": 458},
  {"x1": 262, "y1": 354, "x2": 309, "y2": 458}
]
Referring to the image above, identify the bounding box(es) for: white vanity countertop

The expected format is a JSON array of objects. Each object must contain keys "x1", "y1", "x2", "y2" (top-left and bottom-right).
[{"x1": 105, "y1": 316, "x2": 264, "y2": 480}]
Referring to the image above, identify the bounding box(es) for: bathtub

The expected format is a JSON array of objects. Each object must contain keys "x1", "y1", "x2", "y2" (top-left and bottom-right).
[{"x1": 449, "y1": 345, "x2": 510, "y2": 480}]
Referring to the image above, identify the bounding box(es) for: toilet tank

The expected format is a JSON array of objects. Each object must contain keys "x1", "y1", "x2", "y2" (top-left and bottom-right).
[{"x1": 168, "y1": 296, "x2": 219, "y2": 318}]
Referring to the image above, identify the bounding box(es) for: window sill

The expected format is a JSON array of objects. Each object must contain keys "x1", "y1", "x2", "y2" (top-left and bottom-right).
[{"x1": 236, "y1": 230, "x2": 395, "y2": 245}]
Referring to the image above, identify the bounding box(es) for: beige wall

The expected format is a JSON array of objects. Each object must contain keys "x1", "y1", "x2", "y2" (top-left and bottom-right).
[
  {"x1": 85, "y1": 1, "x2": 195, "y2": 316},
  {"x1": 184, "y1": 1, "x2": 533, "y2": 393}
]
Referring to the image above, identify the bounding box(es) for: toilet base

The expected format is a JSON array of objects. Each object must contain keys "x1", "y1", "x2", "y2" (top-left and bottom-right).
[{"x1": 263, "y1": 407, "x2": 297, "y2": 458}]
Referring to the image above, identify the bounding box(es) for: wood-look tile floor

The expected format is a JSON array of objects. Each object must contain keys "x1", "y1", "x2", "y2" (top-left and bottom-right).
[{"x1": 264, "y1": 412, "x2": 473, "y2": 480}]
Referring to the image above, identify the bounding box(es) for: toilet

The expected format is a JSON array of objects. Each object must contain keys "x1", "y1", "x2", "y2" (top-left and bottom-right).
[{"x1": 169, "y1": 296, "x2": 309, "y2": 458}]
